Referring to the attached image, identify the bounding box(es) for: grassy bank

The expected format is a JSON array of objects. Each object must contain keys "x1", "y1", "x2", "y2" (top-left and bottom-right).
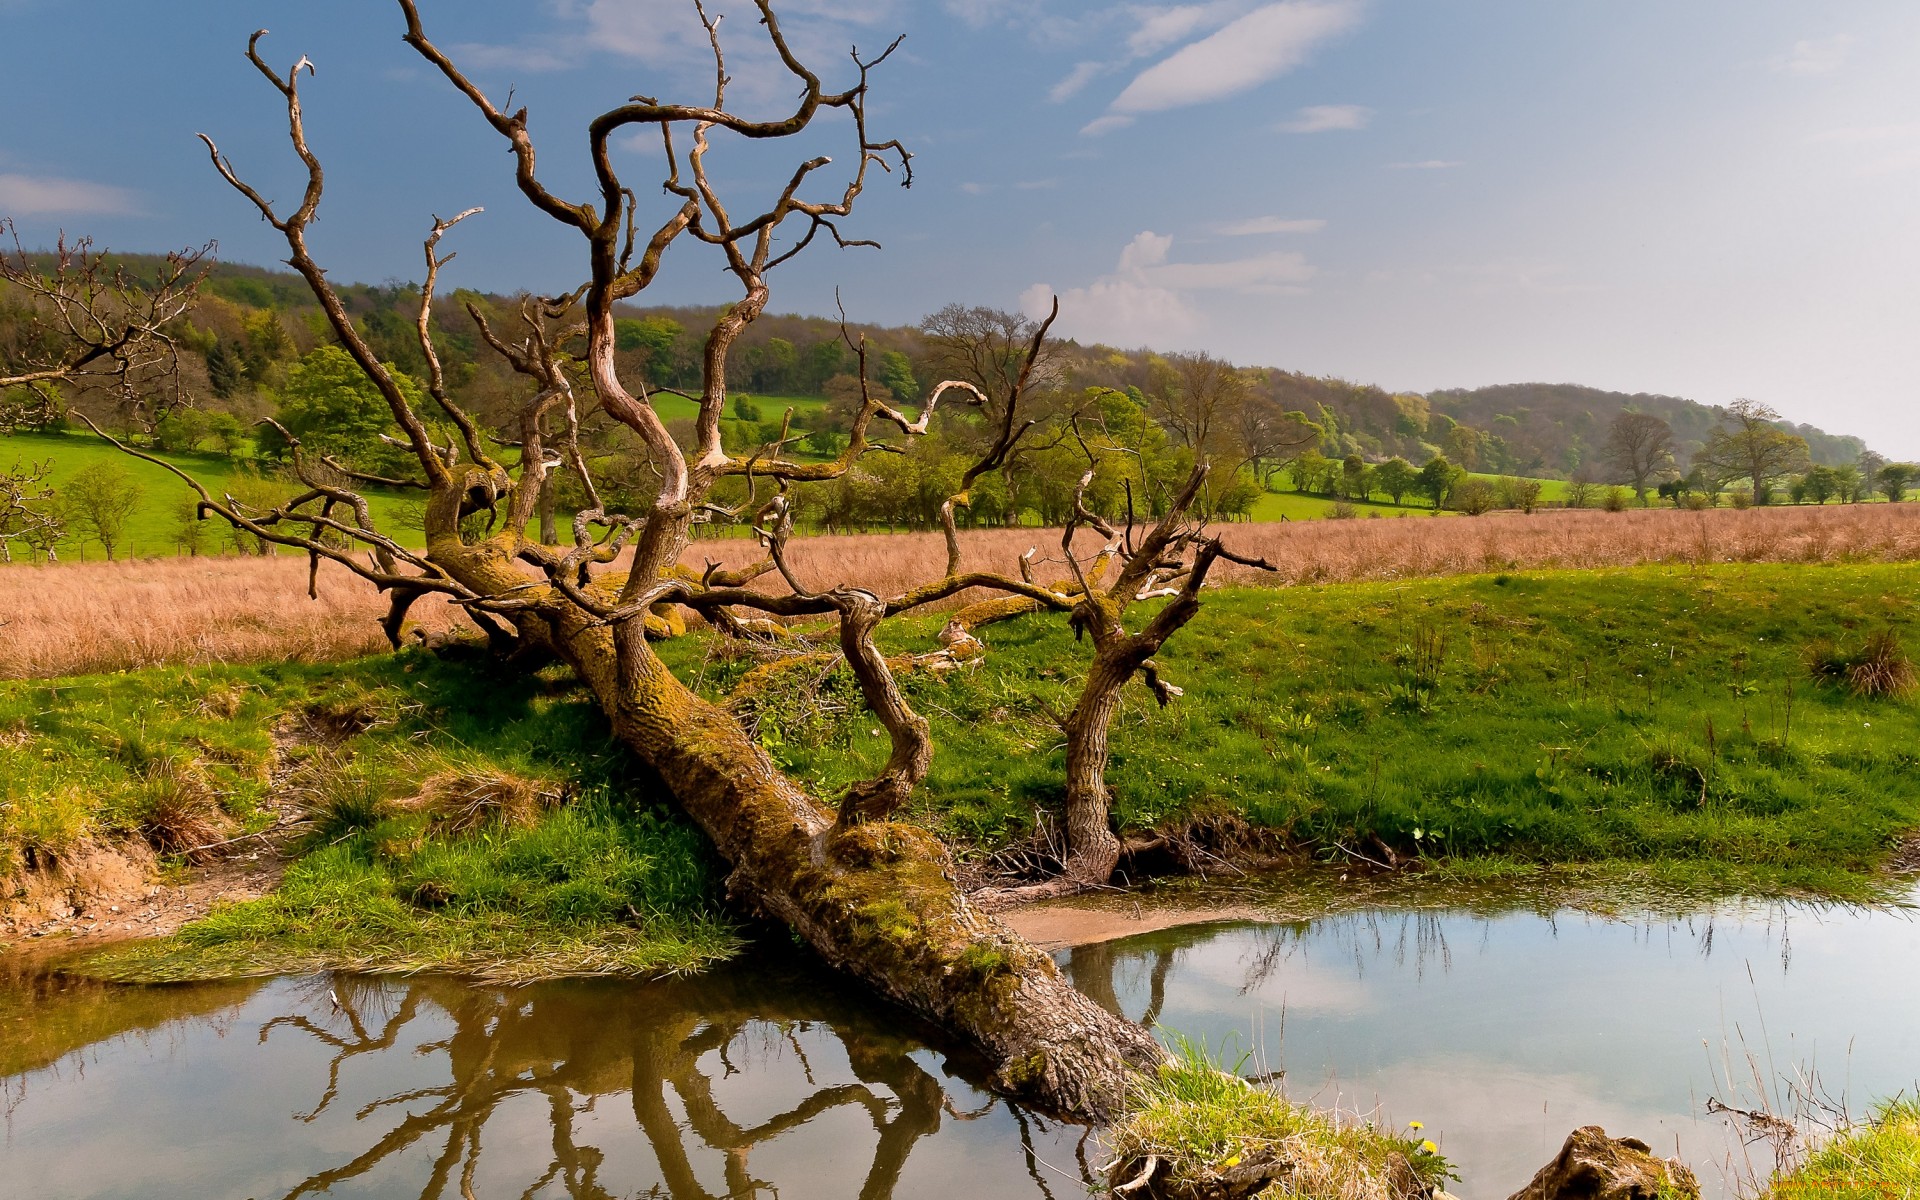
[
  {"x1": 1, "y1": 653, "x2": 737, "y2": 977},
  {"x1": 5, "y1": 561, "x2": 1917, "y2": 980},
  {"x1": 663, "y1": 561, "x2": 1920, "y2": 894},
  {"x1": 1764, "y1": 1097, "x2": 1920, "y2": 1199},
  {"x1": 1105, "y1": 1036, "x2": 1456, "y2": 1199}
]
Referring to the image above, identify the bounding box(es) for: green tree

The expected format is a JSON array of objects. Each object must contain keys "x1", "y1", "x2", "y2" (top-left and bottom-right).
[
  {"x1": 270, "y1": 345, "x2": 429, "y2": 476},
  {"x1": 172, "y1": 495, "x2": 211, "y2": 556},
  {"x1": 1372, "y1": 457, "x2": 1417, "y2": 505},
  {"x1": 1416, "y1": 455, "x2": 1460, "y2": 509},
  {"x1": 1451, "y1": 477, "x2": 1497, "y2": 515},
  {"x1": 1340, "y1": 454, "x2": 1370, "y2": 501},
  {"x1": 206, "y1": 340, "x2": 246, "y2": 398},
  {"x1": 614, "y1": 316, "x2": 684, "y2": 384},
  {"x1": 152, "y1": 407, "x2": 213, "y2": 453},
  {"x1": 207, "y1": 411, "x2": 250, "y2": 457},
  {"x1": 57, "y1": 461, "x2": 144, "y2": 560},
  {"x1": 1878, "y1": 463, "x2": 1916, "y2": 502},
  {"x1": 877, "y1": 350, "x2": 918, "y2": 403}
]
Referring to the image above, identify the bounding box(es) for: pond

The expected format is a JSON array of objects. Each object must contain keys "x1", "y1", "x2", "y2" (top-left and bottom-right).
[{"x1": 4, "y1": 882, "x2": 1916, "y2": 1199}]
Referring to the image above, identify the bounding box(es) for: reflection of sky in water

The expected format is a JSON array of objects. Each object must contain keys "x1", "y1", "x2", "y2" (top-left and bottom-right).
[
  {"x1": 7, "y1": 893, "x2": 1919, "y2": 1200},
  {"x1": 1067, "y1": 893, "x2": 1920, "y2": 1200},
  {"x1": 2, "y1": 968, "x2": 1092, "y2": 1200}
]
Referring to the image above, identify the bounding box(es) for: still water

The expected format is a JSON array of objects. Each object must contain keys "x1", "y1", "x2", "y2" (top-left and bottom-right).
[{"x1": 3, "y1": 886, "x2": 1916, "y2": 1199}]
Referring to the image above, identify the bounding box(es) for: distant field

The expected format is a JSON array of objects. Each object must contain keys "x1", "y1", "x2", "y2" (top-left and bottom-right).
[
  {"x1": 6, "y1": 502, "x2": 1917, "y2": 680},
  {"x1": 4, "y1": 431, "x2": 421, "y2": 561}
]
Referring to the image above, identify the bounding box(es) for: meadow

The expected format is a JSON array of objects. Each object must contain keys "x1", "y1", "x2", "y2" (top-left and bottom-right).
[
  {"x1": 668, "y1": 562, "x2": 1920, "y2": 896},
  {"x1": 6, "y1": 502, "x2": 1916, "y2": 679}
]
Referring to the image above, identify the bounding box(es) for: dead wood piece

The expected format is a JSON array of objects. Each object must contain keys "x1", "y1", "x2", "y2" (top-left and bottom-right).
[{"x1": 1506, "y1": 1126, "x2": 1700, "y2": 1200}]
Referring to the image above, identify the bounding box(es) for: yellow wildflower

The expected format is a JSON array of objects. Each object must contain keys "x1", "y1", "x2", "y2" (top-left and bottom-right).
[{"x1": 1420, "y1": 1140, "x2": 1438, "y2": 1155}]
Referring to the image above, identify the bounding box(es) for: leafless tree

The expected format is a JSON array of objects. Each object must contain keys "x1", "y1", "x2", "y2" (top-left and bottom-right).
[
  {"x1": 0, "y1": 221, "x2": 212, "y2": 432},
  {"x1": 1603, "y1": 411, "x2": 1674, "y2": 503},
  {"x1": 1692, "y1": 398, "x2": 1810, "y2": 505},
  {"x1": 1146, "y1": 351, "x2": 1245, "y2": 462},
  {"x1": 0, "y1": 458, "x2": 61, "y2": 563},
  {"x1": 84, "y1": 3, "x2": 1297, "y2": 1120}
]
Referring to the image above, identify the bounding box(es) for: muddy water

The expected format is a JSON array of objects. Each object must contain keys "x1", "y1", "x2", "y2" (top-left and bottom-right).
[
  {"x1": 3, "y1": 886, "x2": 1917, "y2": 1199},
  {"x1": 1060, "y1": 886, "x2": 1920, "y2": 1199}
]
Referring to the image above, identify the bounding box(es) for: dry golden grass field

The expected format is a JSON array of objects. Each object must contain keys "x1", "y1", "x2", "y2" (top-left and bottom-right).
[{"x1": 4, "y1": 504, "x2": 1917, "y2": 679}]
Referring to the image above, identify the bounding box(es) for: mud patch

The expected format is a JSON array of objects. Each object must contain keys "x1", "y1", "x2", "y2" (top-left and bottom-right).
[
  {"x1": 1000, "y1": 894, "x2": 1267, "y2": 951},
  {"x1": 2, "y1": 839, "x2": 288, "y2": 952},
  {"x1": 1892, "y1": 831, "x2": 1920, "y2": 874}
]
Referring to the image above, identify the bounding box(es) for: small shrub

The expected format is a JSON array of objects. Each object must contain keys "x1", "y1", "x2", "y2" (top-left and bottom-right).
[
  {"x1": 134, "y1": 760, "x2": 232, "y2": 860},
  {"x1": 1808, "y1": 630, "x2": 1917, "y2": 699},
  {"x1": 1328, "y1": 501, "x2": 1358, "y2": 520},
  {"x1": 298, "y1": 761, "x2": 396, "y2": 843},
  {"x1": 1601, "y1": 486, "x2": 1630, "y2": 513}
]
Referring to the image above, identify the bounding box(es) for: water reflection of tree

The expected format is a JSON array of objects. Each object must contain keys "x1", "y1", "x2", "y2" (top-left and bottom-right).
[{"x1": 258, "y1": 962, "x2": 1082, "y2": 1200}]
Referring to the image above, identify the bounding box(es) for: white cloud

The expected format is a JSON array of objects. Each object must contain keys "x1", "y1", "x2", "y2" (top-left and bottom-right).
[
  {"x1": 1216, "y1": 216, "x2": 1326, "y2": 234},
  {"x1": 959, "y1": 181, "x2": 989, "y2": 195},
  {"x1": 1049, "y1": 61, "x2": 1106, "y2": 102},
  {"x1": 1022, "y1": 277, "x2": 1198, "y2": 345},
  {"x1": 1278, "y1": 103, "x2": 1370, "y2": 133},
  {"x1": 1774, "y1": 34, "x2": 1853, "y2": 76},
  {"x1": 1108, "y1": 0, "x2": 1364, "y2": 115},
  {"x1": 446, "y1": 41, "x2": 579, "y2": 73},
  {"x1": 1126, "y1": 3, "x2": 1244, "y2": 57},
  {"x1": 0, "y1": 173, "x2": 141, "y2": 217},
  {"x1": 1119, "y1": 230, "x2": 1174, "y2": 271},
  {"x1": 1023, "y1": 229, "x2": 1315, "y2": 346},
  {"x1": 1081, "y1": 114, "x2": 1137, "y2": 136},
  {"x1": 1146, "y1": 249, "x2": 1312, "y2": 290},
  {"x1": 1385, "y1": 159, "x2": 1461, "y2": 170}
]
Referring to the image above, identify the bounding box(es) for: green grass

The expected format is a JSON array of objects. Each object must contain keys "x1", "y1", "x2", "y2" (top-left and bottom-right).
[
  {"x1": 662, "y1": 562, "x2": 1920, "y2": 890},
  {"x1": 3, "y1": 429, "x2": 421, "y2": 559},
  {"x1": 10, "y1": 561, "x2": 1919, "y2": 980},
  {"x1": 1105, "y1": 1034, "x2": 1455, "y2": 1199},
  {"x1": 1251, "y1": 489, "x2": 1436, "y2": 521},
  {"x1": 86, "y1": 794, "x2": 739, "y2": 983},
  {"x1": 1765, "y1": 1097, "x2": 1920, "y2": 1199},
  {"x1": 2, "y1": 651, "x2": 738, "y2": 979}
]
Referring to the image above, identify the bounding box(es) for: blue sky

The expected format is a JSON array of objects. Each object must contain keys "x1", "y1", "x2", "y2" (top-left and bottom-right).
[{"x1": 4, "y1": 1, "x2": 1918, "y2": 454}]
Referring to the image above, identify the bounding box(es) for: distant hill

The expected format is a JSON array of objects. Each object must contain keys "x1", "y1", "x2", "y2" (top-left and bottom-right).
[
  {"x1": 4, "y1": 254, "x2": 1881, "y2": 480},
  {"x1": 1424, "y1": 382, "x2": 1867, "y2": 477}
]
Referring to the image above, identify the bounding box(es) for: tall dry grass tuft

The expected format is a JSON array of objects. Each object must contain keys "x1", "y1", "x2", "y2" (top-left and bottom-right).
[
  {"x1": 0, "y1": 555, "x2": 462, "y2": 680},
  {"x1": 5, "y1": 505, "x2": 1918, "y2": 680}
]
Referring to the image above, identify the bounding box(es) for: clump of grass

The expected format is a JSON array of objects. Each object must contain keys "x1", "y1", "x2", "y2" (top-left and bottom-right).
[
  {"x1": 400, "y1": 767, "x2": 559, "y2": 836},
  {"x1": 1105, "y1": 1035, "x2": 1453, "y2": 1200},
  {"x1": 1807, "y1": 630, "x2": 1917, "y2": 699},
  {"x1": 294, "y1": 756, "x2": 395, "y2": 844},
  {"x1": 131, "y1": 758, "x2": 232, "y2": 861},
  {"x1": 1764, "y1": 1096, "x2": 1920, "y2": 1199}
]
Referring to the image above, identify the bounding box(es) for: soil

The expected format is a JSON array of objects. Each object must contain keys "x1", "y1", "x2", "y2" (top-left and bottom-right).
[
  {"x1": 1892, "y1": 831, "x2": 1920, "y2": 874},
  {"x1": 0, "y1": 839, "x2": 290, "y2": 952},
  {"x1": 1000, "y1": 893, "x2": 1267, "y2": 951}
]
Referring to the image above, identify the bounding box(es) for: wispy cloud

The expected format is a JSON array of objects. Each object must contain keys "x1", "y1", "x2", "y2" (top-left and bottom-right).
[
  {"x1": 1049, "y1": 60, "x2": 1105, "y2": 102},
  {"x1": 1126, "y1": 3, "x2": 1246, "y2": 57},
  {"x1": 1105, "y1": 1, "x2": 1364, "y2": 117},
  {"x1": 1022, "y1": 228, "x2": 1314, "y2": 345},
  {"x1": 1385, "y1": 159, "x2": 1461, "y2": 170},
  {"x1": 1081, "y1": 114, "x2": 1137, "y2": 136},
  {"x1": 1216, "y1": 215, "x2": 1326, "y2": 234},
  {"x1": 1278, "y1": 103, "x2": 1370, "y2": 133},
  {"x1": 0, "y1": 173, "x2": 141, "y2": 218},
  {"x1": 1773, "y1": 34, "x2": 1853, "y2": 76}
]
